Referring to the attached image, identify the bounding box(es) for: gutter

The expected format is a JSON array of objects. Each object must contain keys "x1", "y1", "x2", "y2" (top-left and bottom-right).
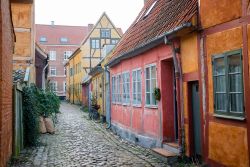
[{"x1": 106, "y1": 22, "x2": 193, "y2": 68}]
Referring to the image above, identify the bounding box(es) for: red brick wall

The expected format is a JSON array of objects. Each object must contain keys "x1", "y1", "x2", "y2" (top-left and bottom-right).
[
  {"x1": 0, "y1": 0, "x2": 14, "y2": 166},
  {"x1": 40, "y1": 45, "x2": 79, "y2": 97}
]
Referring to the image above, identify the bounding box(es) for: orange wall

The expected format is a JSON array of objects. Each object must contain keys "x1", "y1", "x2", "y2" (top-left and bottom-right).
[
  {"x1": 205, "y1": 27, "x2": 249, "y2": 166},
  {"x1": 200, "y1": 0, "x2": 241, "y2": 28}
]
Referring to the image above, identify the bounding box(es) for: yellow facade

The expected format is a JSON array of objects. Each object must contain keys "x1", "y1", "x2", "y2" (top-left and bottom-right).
[
  {"x1": 11, "y1": 2, "x2": 35, "y2": 83},
  {"x1": 66, "y1": 12, "x2": 122, "y2": 104}
]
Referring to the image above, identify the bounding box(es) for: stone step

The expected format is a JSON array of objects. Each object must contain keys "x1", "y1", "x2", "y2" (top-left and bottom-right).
[
  {"x1": 163, "y1": 142, "x2": 180, "y2": 154},
  {"x1": 152, "y1": 148, "x2": 178, "y2": 165}
]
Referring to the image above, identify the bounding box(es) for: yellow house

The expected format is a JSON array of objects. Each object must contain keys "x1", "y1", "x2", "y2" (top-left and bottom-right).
[
  {"x1": 11, "y1": 1, "x2": 36, "y2": 84},
  {"x1": 89, "y1": 44, "x2": 115, "y2": 119},
  {"x1": 66, "y1": 12, "x2": 122, "y2": 104}
]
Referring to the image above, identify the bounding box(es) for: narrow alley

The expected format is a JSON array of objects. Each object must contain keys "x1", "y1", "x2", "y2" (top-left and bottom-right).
[{"x1": 11, "y1": 102, "x2": 167, "y2": 167}]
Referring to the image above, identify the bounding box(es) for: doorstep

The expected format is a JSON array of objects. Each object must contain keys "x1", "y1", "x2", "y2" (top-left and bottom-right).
[{"x1": 152, "y1": 148, "x2": 178, "y2": 165}]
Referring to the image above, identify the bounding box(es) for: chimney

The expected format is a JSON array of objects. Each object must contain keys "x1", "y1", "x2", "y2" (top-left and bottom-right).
[
  {"x1": 88, "y1": 24, "x2": 94, "y2": 32},
  {"x1": 51, "y1": 21, "x2": 55, "y2": 26}
]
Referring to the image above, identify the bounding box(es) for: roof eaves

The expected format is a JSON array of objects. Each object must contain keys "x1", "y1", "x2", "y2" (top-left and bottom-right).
[{"x1": 107, "y1": 22, "x2": 193, "y2": 67}]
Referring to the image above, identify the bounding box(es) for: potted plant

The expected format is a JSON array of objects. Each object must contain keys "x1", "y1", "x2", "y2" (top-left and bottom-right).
[{"x1": 154, "y1": 87, "x2": 161, "y2": 101}]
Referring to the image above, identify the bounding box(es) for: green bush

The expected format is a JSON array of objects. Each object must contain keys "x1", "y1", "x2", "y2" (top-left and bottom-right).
[{"x1": 22, "y1": 84, "x2": 61, "y2": 147}]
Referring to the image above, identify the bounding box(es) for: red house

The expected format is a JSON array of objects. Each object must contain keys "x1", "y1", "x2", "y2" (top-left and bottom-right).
[{"x1": 107, "y1": 0, "x2": 199, "y2": 158}]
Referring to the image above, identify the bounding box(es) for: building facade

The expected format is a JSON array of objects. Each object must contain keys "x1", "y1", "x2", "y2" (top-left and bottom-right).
[
  {"x1": 11, "y1": 0, "x2": 36, "y2": 83},
  {"x1": 199, "y1": 0, "x2": 250, "y2": 166},
  {"x1": 66, "y1": 12, "x2": 122, "y2": 104},
  {"x1": 36, "y1": 24, "x2": 89, "y2": 99},
  {"x1": 35, "y1": 43, "x2": 48, "y2": 89}
]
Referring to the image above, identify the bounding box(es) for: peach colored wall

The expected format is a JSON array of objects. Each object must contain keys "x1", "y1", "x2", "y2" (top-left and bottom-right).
[
  {"x1": 209, "y1": 122, "x2": 249, "y2": 167},
  {"x1": 205, "y1": 27, "x2": 249, "y2": 166},
  {"x1": 206, "y1": 27, "x2": 243, "y2": 115},
  {"x1": 180, "y1": 32, "x2": 198, "y2": 74},
  {"x1": 200, "y1": 0, "x2": 241, "y2": 29}
]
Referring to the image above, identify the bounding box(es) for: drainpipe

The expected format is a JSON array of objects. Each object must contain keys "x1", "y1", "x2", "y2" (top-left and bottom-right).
[
  {"x1": 105, "y1": 66, "x2": 111, "y2": 129},
  {"x1": 42, "y1": 64, "x2": 48, "y2": 91},
  {"x1": 164, "y1": 36, "x2": 185, "y2": 155}
]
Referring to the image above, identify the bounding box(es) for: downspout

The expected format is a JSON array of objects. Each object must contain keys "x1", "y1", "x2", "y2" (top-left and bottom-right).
[
  {"x1": 105, "y1": 66, "x2": 111, "y2": 129},
  {"x1": 42, "y1": 64, "x2": 48, "y2": 91},
  {"x1": 164, "y1": 36, "x2": 185, "y2": 155}
]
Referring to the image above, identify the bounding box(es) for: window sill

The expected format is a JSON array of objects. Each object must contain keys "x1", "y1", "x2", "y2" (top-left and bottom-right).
[
  {"x1": 122, "y1": 103, "x2": 130, "y2": 106},
  {"x1": 213, "y1": 114, "x2": 245, "y2": 121},
  {"x1": 132, "y1": 104, "x2": 142, "y2": 108},
  {"x1": 145, "y1": 105, "x2": 158, "y2": 109}
]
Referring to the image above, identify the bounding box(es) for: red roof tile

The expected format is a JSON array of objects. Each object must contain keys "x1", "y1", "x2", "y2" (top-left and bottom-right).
[
  {"x1": 36, "y1": 24, "x2": 89, "y2": 45},
  {"x1": 111, "y1": 0, "x2": 198, "y2": 59}
]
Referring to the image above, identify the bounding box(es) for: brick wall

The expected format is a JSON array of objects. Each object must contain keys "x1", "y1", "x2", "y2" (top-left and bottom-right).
[{"x1": 0, "y1": 0, "x2": 14, "y2": 166}]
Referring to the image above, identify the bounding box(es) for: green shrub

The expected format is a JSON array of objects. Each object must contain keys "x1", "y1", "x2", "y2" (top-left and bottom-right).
[
  {"x1": 23, "y1": 85, "x2": 40, "y2": 146},
  {"x1": 22, "y1": 84, "x2": 61, "y2": 147}
]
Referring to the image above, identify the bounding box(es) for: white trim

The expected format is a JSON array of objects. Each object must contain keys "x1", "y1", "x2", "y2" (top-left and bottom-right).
[
  {"x1": 122, "y1": 71, "x2": 130, "y2": 105},
  {"x1": 144, "y1": 63, "x2": 158, "y2": 106},
  {"x1": 132, "y1": 68, "x2": 142, "y2": 106}
]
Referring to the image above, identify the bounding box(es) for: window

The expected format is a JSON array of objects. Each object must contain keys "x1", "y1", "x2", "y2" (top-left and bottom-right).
[
  {"x1": 132, "y1": 69, "x2": 142, "y2": 105},
  {"x1": 145, "y1": 64, "x2": 157, "y2": 106},
  {"x1": 111, "y1": 39, "x2": 119, "y2": 45},
  {"x1": 91, "y1": 39, "x2": 100, "y2": 49},
  {"x1": 40, "y1": 36, "x2": 47, "y2": 42},
  {"x1": 122, "y1": 72, "x2": 130, "y2": 104},
  {"x1": 50, "y1": 67, "x2": 56, "y2": 76},
  {"x1": 212, "y1": 49, "x2": 244, "y2": 118},
  {"x1": 63, "y1": 82, "x2": 66, "y2": 92},
  {"x1": 70, "y1": 67, "x2": 73, "y2": 76},
  {"x1": 144, "y1": 0, "x2": 157, "y2": 18},
  {"x1": 64, "y1": 67, "x2": 66, "y2": 76},
  {"x1": 60, "y1": 37, "x2": 68, "y2": 43},
  {"x1": 50, "y1": 82, "x2": 57, "y2": 92},
  {"x1": 116, "y1": 74, "x2": 122, "y2": 103},
  {"x1": 112, "y1": 76, "x2": 116, "y2": 103},
  {"x1": 101, "y1": 29, "x2": 111, "y2": 38},
  {"x1": 64, "y1": 51, "x2": 72, "y2": 60},
  {"x1": 49, "y1": 51, "x2": 56, "y2": 61}
]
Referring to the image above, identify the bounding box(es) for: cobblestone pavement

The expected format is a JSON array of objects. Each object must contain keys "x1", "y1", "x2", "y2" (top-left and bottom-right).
[{"x1": 11, "y1": 102, "x2": 168, "y2": 167}]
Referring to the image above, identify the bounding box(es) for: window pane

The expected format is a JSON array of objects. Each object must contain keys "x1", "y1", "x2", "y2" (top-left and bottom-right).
[
  {"x1": 138, "y1": 93, "x2": 142, "y2": 103},
  {"x1": 151, "y1": 66, "x2": 156, "y2": 79},
  {"x1": 146, "y1": 93, "x2": 150, "y2": 105},
  {"x1": 229, "y1": 74, "x2": 242, "y2": 92},
  {"x1": 137, "y1": 70, "x2": 141, "y2": 81},
  {"x1": 137, "y1": 81, "x2": 141, "y2": 93},
  {"x1": 152, "y1": 78, "x2": 157, "y2": 90},
  {"x1": 146, "y1": 80, "x2": 150, "y2": 92},
  {"x1": 215, "y1": 93, "x2": 227, "y2": 112},
  {"x1": 133, "y1": 71, "x2": 136, "y2": 82},
  {"x1": 214, "y1": 76, "x2": 226, "y2": 92},
  {"x1": 228, "y1": 55, "x2": 241, "y2": 73},
  {"x1": 214, "y1": 58, "x2": 225, "y2": 75},
  {"x1": 146, "y1": 68, "x2": 150, "y2": 79},
  {"x1": 230, "y1": 93, "x2": 243, "y2": 113},
  {"x1": 152, "y1": 92, "x2": 156, "y2": 105}
]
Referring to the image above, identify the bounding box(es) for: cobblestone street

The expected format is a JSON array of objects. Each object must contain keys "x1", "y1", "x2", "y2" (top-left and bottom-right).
[{"x1": 11, "y1": 102, "x2": 168, "y2": 167}]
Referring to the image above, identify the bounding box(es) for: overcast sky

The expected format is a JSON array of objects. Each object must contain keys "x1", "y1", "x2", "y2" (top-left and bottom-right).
[{"x1": 35, "y1": 0, "x2": 144, "y2": 32}]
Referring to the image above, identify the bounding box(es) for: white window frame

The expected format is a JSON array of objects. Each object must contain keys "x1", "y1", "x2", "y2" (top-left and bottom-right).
[
  {"x1": 64, "y1": 51, "x2": 72, "y2": 60},
  {"x1": 50, "y1": 81, "x2": 57, "y2": 92},
  {"x1": 122, "y1": 71, "x2": 130, "y2": 105},
  {"x1": 63, "y1": 81, "x2": 66, "y2": 92},
  {"x1": 49, "y1": 51, "x2": 56, "y2": 61},
  {"x1": 132, "y1": 68, "x2": 142, "y2": 107},
  {"x1": 145, "y1": 63, "x2": 157, "y2": 107},
  {"x1": 112, "y1": 75, "x2": 116, "y2": 103},
  {"x1": 50, "y1": 67, "x2": 57, "y2": 76},
  {"x1": 91, "y1": 39, "x2": 100, "y2": 49},
  {"x1": 116, "y1": 73, "x2": 122, "y2": 104}
]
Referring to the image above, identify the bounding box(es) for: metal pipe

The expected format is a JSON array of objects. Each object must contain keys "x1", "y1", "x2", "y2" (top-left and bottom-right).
[
  {"x1": 165, "y1": 37, "x2": 185, "y2": 155},
  {"x1": 42, "y1": 63, "x2": 48, "y2": 91},
  {"x1": 105, "y1": 66, "x2": 111, "y2": 129}
]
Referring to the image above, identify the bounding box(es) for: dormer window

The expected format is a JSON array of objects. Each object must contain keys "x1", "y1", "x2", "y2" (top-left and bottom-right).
[
  {"x1": 40, "y1": 36, "x2": 47, "y2": 42},
  {"x1": 60, "y1": 37, "x2": 68, "y2": 43},
  {"x1": 144, "y1": 0, "x2": 157, "y2": 18}
]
